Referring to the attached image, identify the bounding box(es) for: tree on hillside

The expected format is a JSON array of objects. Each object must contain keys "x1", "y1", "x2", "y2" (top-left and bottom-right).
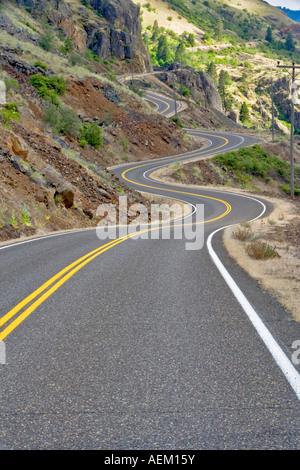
[
  {"x1": 216, "y1": 18, "x2": 223, "y2": 42},
  {"x1": 156, "y1": 35, "x2": 172, "y2": 65},
  {"x1": 187, "y1": 33, "x2": 196, "y2": 47},
  {"x1": 265, "y1": 26, "x2": 273, "y2": 43},
  {"x1": 218, "y1": 70, "x2": 232, "y2": 111},
  {"x1": 285, "y1": 33, "x2": 295, "y2": 52},
  {"x1": 240, "y1": 102, "x2": 250, "y2": 124},
  {"x1": 206, "y1": 61, "x2": 217, "y2": 81},
  {"x1": 151, "y1": 19, "x2": 160, "y2": 41},
  {"x1": 175, "y1": 41, "x2": 186, "y2": 64},
  {"x1": 38, "y1": 24, "x2": 56, "y2": 51}
]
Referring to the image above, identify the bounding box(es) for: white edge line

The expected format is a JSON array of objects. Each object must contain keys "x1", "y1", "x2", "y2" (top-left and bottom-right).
[
  {"x1": 138, "y1": 128, "x2": 300, "y2": 400},
  {"x1": 207, "y1": 200, "x2": 300, "y2": 401},
  {"x1": 0, "y1": 228, "x2": 96, "y2": 251}
]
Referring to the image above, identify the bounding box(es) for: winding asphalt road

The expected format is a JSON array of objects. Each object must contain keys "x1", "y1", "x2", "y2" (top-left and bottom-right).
[{"x1": 0, "y1": 91, "x2": 299, "y2": 450}]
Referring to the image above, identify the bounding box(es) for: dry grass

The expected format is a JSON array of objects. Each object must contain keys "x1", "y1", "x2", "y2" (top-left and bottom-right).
[
  {"x1": 224, "y1": 197, "x2": 300, "y2": 322},
  {"x1": 232, "y1": 223, "x2": 254, "y2": 242},
  {"x1": 132, "y1": 0, "x2": 204, "y2": 41},
  {"x1": 245, "y1": 240, "x2": 280, "y2": 260}
]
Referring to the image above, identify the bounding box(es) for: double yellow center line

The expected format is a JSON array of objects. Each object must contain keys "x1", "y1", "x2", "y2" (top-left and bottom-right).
[{"x1": 0, "y1": 134, "x2": 231, "y2": 341}]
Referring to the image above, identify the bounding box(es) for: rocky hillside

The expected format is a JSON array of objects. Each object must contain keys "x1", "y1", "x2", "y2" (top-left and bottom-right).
[
  {"x1": 0, "y1": 0, "x2": 209, "y2": 243},
  {"x1": 135, "y1": 0, "x2": 300, "y2": 132},
  {"x1": 13, "y1": 0, "x2": 152, "y2": 71}
]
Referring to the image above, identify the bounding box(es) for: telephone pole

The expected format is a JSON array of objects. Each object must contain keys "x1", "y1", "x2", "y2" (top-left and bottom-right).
[
  {"x1": 277, "y1": 62, "x2": 300, "y2": 197},
  {"x1": 170, "y1": 73, "x2": 178, "y2": 118}
]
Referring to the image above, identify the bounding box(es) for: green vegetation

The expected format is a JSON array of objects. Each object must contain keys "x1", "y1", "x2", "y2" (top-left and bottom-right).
[
  {"x1": 0, "y1": 102, "x2": 19, "y2": 128},
  {"x1": 38, "y1": 24, "x2": 56, "y2": 51},
  {"x1": 10, "y1": 209, "x2": 19, "y2": 228},
  {"x1": 156, "y1": 34, "x2": 172, "y2": 64},
  {"x1": 21, "y1": 205, "x2": 32, "y2": 227},
  {"x1": 140, "y1": 0, "x2": 300, "y2": 74},
  {"x1": 171, "y1": 116, "x2": 183, "y2": 127},
  {"x1": 239, "y1": 102, "x2": 250, "y2": 124},
  {"x1": 59, "y1": 37, "x2": 74, "y2": 55},
  {"x1": 80, "y1": 123, "x2": 103, "y2": 150},
  {"x1": 213, "y1": 145, "x2": 300, "y2": 195},
  {"x1": 246, "y1": 241, "x2": 279, "y2": 260},
  {"x1": 30, "y1": 74, "x2": 67, "y2": 105},
  {"x1": 43, "y1": 103, "x2": 81, "y2": 138},
  {"x1": 218, "y1": 70, "x2": 232, "y2": 112},
  {"x1": 34, "y1": 60, "x2": 48, "y2": 70}
]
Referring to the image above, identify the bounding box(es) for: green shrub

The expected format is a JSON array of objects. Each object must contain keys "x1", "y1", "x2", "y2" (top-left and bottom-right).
[
  {"x1": 246, "y1": 241, "x2": 279, "y2": 260},
  {"x1": 214, "y1": 145, "x2": 289, "y2": 181},
  {"x1": 121, "y1": 138, "x2": 129, "y2": 151},
  {"x1": 10, "y1": 209, "x2": 19, "y2": 228},
  {"x1": 30, "y1": 74, "x2": 67, "y2": 104},
  {"x1": 80, "y1": 122, "x2": 103, "y2": 149},
  {"x1": 43, "y1": 103, "x2": 81, "y2": 137},
  {"x1": 59, "y1": 37, "x2": 74, "y2": 55},
  {"x1": 21, "y1": 205, "x2": 32, "y2": 227},
  {"x1": 38, "y1": 25, "x2": 56, "y2": 51},
  {"x1": 171, "y1": 116, "x2": 183, "y2": 127},
  {"x1": 34, "y1": 61, "x2": 48, "y2": 70},
  {"x1": 85, "y1": 48, "x2": 100, "y2": 63},
  {"x1": 0, "y1": 103, "x2": 19, "y2": 128}
]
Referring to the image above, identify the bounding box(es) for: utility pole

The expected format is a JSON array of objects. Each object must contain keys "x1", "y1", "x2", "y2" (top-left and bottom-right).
[
  {"x1": 170, "y1": 73, "x2": 178, "y2": 118},
  {"x1": 180, "y1": 61, "x2": 183, "y2": 100},
  {"x1": 277, "y1": 61, "x2": 300, "y2": 197},
  {"x1": 173, "y1": 79, "x2": 178, "y2": 118}
]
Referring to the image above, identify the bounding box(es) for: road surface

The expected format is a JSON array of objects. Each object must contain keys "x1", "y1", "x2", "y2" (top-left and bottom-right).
[{"x1": 0, "y1": 92, "x2": 299, "y2": 450}]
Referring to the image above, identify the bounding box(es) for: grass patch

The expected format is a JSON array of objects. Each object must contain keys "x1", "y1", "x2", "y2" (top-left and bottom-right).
[
  {"x1": 30, "y1": 74, "x2": 67, "y2": 105},
  {"x1": 232, "y1": 222, "x2": 253, "y2": 242},
  {"x1": 0, "y1": 102, "x2": 19, "y2": 128},
  {"x1": 246, "y1": 241, "x2": 280, "y2": 260},
  {"x1": 43, "y1": 103, "x2": 81, "y2": 138},
  {"x1": 213, "y1": 145, "x2": 300, "y2": 194}
]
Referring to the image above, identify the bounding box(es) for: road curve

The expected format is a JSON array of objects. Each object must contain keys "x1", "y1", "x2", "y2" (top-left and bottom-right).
[{"x1": 0, "y1": 91, "x2": 299, "y2": 450}]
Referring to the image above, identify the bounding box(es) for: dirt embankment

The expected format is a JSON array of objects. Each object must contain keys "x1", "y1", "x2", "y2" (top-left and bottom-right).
[
  {"x1": 0, "y1": 52, "x2": 201, "y2": 244},
  {"x1": 63, "y1": 77, "x2": 199, "y2": 165}
]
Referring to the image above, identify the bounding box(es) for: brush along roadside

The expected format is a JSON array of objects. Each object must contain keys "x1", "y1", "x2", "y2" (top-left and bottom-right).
[{"x1": 223, "y1": 197, "x2": 300, "y2": 323}]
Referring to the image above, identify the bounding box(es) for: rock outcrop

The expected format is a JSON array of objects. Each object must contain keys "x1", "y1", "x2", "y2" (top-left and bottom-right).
[
  {"x1": 156, "y1": 64, "x2": 223, "y2": 112},
  {"x1": 15, "y1": 0, "x2": 151, "y2": 72}
]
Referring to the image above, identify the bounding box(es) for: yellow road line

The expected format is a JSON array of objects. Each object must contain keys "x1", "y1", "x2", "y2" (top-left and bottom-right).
[
  {"x1": 0, "y1": 212, "x2": 231, "y2": 342},
  {"x1": 121, "y1": 133, "x2": 228, "y2": 184},
  {"x1": 0, "y1": 237, "x2": 128, "y2": 330},
  {"x1": 121, "y1": 134, "x2": 229, "y2": 207},
  {"x1": 0, "y1": 236, "x2": 134, "y2": 341},
  {"x1": 144, "y1": 93, "x2": 170, "y2": 113}
]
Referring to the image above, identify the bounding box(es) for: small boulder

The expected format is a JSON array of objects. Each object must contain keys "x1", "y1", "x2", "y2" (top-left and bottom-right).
[
  {"x1": 54, "y1": 182, "x2": 74, "y2": 209},
  {"x1": 7, "y1": 135, "x2": 29, "y2": 161}
]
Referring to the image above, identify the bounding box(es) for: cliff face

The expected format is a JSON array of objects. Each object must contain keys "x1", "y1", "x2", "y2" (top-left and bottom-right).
[
  {"x1": 16, "y1": 0, "x2": 152, "y2": 72},
  {"x1": 156, "y1": 64, "x2": 223, "y2": 112}
]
